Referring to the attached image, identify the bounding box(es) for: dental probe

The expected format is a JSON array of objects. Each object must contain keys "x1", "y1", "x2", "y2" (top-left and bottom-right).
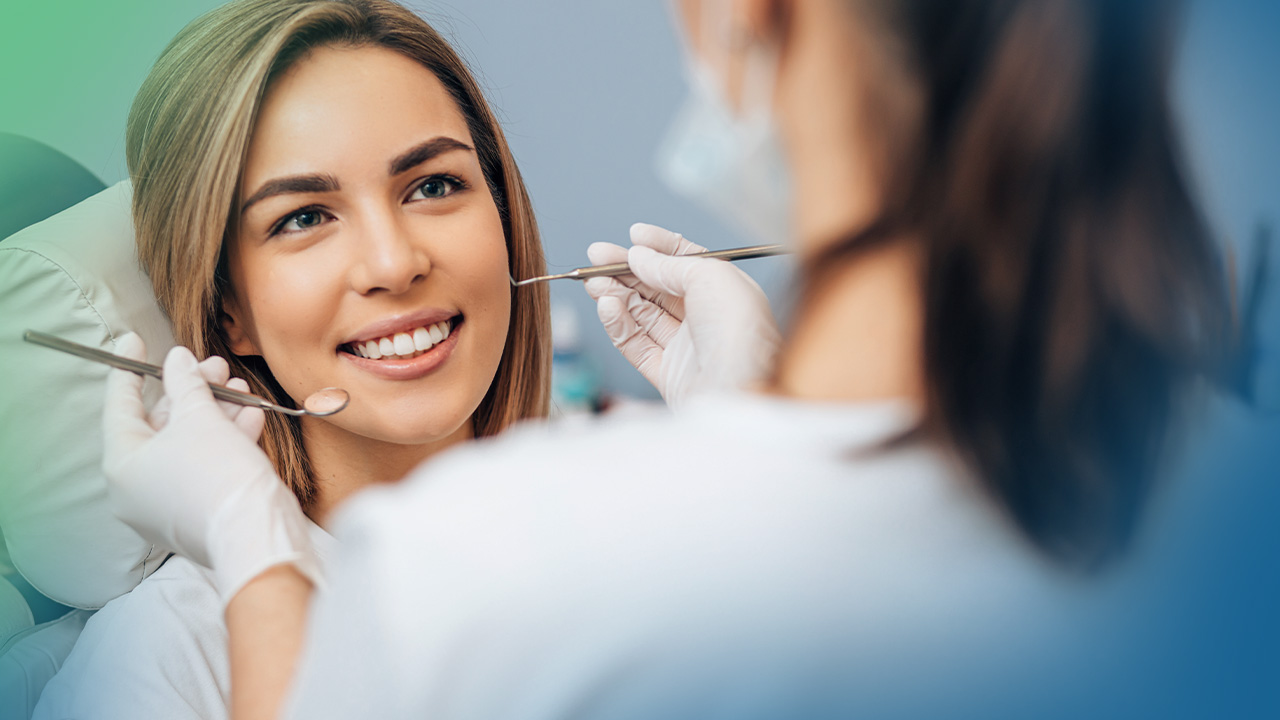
[
  {"x1": 23, "y1": 330, "x2": 349, "y2": 418},
  {"x1": 510, "y1": 243, "x2": 788, "y2": 287}
]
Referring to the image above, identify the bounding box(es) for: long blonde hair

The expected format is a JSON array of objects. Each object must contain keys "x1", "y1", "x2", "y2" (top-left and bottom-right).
[{"x1": 126, "y1": 0, "x2": 550, "y2": 507}]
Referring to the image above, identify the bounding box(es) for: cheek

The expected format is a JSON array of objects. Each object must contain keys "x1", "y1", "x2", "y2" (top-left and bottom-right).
[
  {"x1": 237, "y1": 255, "x2": 341, "y2": 387},
  {"x1": 448, "y1": 209, "x2": 512, "y2": 328},
  {"x1": 249, "y1": 269, "x2": 321, "y2": 338},
  {"x1": 471, "y1": 242, "x2": 513, "y2": 323}
]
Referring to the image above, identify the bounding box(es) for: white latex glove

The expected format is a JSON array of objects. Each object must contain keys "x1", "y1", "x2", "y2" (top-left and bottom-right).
[
  {"x1": 584, "y1": 223, "x2": 782, "y2": 410},
  {"x1": 102, "y1": 333, "x2": 320, "y2": 603}
]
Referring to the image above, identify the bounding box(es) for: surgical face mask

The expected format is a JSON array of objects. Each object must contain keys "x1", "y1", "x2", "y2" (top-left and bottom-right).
[{"x1": 656, "y1": 2, "x2": 793, "y2": 245}]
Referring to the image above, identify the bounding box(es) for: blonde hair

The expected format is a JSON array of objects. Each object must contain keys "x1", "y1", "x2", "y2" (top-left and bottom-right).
[{"x1": 126, "y1": 0, "x2": 550, "y2": 508}]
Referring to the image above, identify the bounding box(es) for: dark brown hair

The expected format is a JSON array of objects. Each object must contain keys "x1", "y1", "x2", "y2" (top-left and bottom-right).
[
  {"x1": 127, "y1": 0, "x2": 550, "y2": 508},
  {"x1": 809, "y1": 0, "x2": 1229, "y2": 568}
]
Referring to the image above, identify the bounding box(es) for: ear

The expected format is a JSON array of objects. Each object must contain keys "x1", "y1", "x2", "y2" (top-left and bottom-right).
[
  {"x1": 220, "y1": 296, "x2": 260, "y2": 357},
  {"x1": 739, "y1": 0, "x2": 790, "y2": 45}
]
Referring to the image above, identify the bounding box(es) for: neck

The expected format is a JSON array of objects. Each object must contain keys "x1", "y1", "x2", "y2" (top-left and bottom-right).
[
  {"x1": 773, "y1": 241, "x2": 924, "y2": 404},
  {"x1": 300, "y1": 418, "x2": 473, "y2": 528}
]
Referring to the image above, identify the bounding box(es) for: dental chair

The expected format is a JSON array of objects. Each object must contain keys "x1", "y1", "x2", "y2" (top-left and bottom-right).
[
  {"x1": 0, "y1": 133, "x2": 107, "y2": 242},
  {"x1": 0, "y1": 134, "x2": 176, "y2": 717}
]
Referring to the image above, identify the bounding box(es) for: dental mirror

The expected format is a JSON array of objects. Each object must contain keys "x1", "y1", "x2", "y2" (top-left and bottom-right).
[{"x1": 23, "y1": 329, "x2": 350, "y2": 418}]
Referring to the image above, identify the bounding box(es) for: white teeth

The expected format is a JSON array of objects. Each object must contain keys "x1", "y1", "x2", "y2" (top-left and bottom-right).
[
  {"x1": 351, "y1": 319, "x2": 455, "y2": 360},
  {"x1": 393, "y1": 333, "x2": 415, "y2": 356},
  {"x1": 413, "y1": 327, "x2": 431, "y2": 351}
]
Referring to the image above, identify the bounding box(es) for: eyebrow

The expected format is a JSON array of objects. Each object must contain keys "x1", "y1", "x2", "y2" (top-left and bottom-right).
[
  {"x1": 389, "y1": 136, "x2": 474, "y2": 176},
  {"x1": 239, "y1": 137, "x2": 474, "y2": 216},
  {"x1": 240, "y1": 174, "x2": 340, "y2": 216}
]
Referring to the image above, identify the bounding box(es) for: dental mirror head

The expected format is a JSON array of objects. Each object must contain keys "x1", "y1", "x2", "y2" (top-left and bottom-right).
[{"x1": 301, "y1": 387, "x2": 350, "y2": 417}]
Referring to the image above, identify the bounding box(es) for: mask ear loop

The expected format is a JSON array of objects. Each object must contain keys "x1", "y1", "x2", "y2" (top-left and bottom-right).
[
  {"x1": 666, "y1": 0, "x2": 730, "y2": 73},
  {"x1": 707, "y1": 0, "x2": 781, "y2": 122},
  {"x1": 677, "y1": 0, "x2": 741, "y2": 106}
]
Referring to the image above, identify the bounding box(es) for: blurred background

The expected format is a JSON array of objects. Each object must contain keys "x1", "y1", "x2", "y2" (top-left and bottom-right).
[{"x1": 3, "y1": 0, "x2": 1273, "y2": 403}]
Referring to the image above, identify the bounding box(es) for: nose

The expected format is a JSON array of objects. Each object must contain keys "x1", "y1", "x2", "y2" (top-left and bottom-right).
[{"x1": 349, "y1": 208, "x2": 430, "y2": 296}]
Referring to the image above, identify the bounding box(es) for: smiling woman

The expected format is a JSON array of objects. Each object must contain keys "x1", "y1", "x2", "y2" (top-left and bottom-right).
[
  {"x1": 128, "y1": 0, "x2": 550, "y2": 516},
  {"x1": 31, "y1": 1, "x2": 550, "y2": 718},
  {"x1": 222, "y1": 42, "x2": 526, "y2": 521}
]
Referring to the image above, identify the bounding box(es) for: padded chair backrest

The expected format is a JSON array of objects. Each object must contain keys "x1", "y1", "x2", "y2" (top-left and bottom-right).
[
  {"x1": 0, "y1": 608, "x2": 92, "y2": 720},
  {"x1": 0, "y1": 576, "x2": 32, "y2": 646},
  {"x1": 0, "y1": 181, "x2": 175, "y2": 609}
]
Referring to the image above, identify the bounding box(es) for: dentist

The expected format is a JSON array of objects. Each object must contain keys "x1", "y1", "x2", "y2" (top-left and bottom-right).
[{"x1": 102, "y1": 0, "x2": 1229, "y2": 718}]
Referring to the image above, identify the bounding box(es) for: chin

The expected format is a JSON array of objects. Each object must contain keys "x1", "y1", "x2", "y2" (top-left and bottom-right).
[{"x1": 358, "y1": 407, "x2": 473, "y2": 448}]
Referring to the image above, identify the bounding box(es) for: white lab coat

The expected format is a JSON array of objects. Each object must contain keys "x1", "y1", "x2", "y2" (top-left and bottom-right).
[{"x1": 286, "y1": 392, "x2": 1088, "y2": 719}]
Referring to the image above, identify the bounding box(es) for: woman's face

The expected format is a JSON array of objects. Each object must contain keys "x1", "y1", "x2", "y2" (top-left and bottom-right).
[{"x1": 225, "y1": 44, "x2": 511, "y2": 447}]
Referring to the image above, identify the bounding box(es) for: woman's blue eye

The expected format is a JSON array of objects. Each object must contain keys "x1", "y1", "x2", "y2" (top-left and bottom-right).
[
  {"x1": 414, "y1": 176, "x2": 460, "y2": 200},
  {"x1": 274, "y1": 209, "x2": 327, "y2": 235},
  {"x1": 292, "y1": 211, "x2": 323, "y2": 228}
]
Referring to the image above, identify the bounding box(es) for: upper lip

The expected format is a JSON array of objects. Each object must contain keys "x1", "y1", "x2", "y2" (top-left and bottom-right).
[{"x1": 340, "y1": 308, "x2": 459, "y2": 346}]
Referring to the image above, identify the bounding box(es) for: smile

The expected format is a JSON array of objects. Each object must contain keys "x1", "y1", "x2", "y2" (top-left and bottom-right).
[
  {"x1": 343, "y1": 318, "x2": 457, "y2": 360},
  {"x1": 338, "y1": 314, "x2": 464, "y2": 381}
]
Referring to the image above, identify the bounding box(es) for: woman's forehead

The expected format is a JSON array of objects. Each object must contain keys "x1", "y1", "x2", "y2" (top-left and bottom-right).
[{"x1": 244, "y1": 44, "x2": 473, "y2": 181}]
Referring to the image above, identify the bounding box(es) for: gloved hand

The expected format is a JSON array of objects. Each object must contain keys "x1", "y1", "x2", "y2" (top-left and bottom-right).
[
  {"x1": 102, "y1": 333, "x2": 320, "y2": 603},
  {"x1": 584, "y1": 223, "x2": 782, "y2": 410}
]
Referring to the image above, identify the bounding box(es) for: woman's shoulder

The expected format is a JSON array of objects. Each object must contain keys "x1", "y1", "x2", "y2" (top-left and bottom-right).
[
  {"x1": 32, "y1": 556, "x2": 229, "y2": 720},
  {"x1": 79, "y1": 555, "x2": 224, "y2": 645}
]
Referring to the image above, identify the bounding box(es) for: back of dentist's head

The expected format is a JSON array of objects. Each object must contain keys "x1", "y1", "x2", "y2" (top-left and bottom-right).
[{"x1": 801, "y1": 0, "x2": 1230, "y2": 570}]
